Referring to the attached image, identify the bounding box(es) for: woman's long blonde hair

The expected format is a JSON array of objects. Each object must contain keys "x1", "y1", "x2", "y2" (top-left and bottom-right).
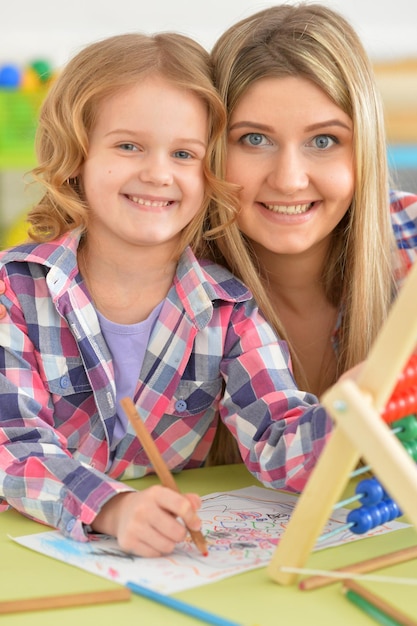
[
  {"x1": 205, "y1": 3, "x2": 397, "y2": 464},
  {"x1": 208, "y1": 2, "x2": 396, "y2": 385},
  {"x1": 28, "y1": 32, "x2": 237, "y2": 257}
]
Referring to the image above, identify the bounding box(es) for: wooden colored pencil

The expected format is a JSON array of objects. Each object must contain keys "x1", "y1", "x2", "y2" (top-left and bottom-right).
[
  {"x1": 0, "y1": 588, "x2": 131, "y2": 615},
  {"x1": 299, "y1": 545, "x2": 417, "y2": 590},
  {"x1": 343, "y1": 586, "x2": 401, "y2": 626},
  {"x1": 120, "y1": 397, "x2": 208, "y2": 556},
  {"x1": 342, "y1": 579, "x2": 417, "y2": 626}
]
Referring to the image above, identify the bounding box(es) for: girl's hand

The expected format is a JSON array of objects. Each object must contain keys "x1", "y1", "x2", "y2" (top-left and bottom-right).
[{"x1": 91, "y1": 486, "x2": 202, "y2": 557}]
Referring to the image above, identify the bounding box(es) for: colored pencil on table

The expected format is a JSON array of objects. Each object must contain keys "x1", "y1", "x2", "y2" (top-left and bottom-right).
[
  {"x1": 0, "y1": 588, "x2": 131, "y2": 615},
  {"x1": 120, "y1": 396, "x2": 208, "y2": 556},
  {"x1": 342, "y1": 579, "x2": 417, "y2": 626},
  {"x1": 127, "y1": 581, "x2": 243, "y2": 626},
  {"x1": 299, "y1": 545, "x2": 417, "y2": 590}
]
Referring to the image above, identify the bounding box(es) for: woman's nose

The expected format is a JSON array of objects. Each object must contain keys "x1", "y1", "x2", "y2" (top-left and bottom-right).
[{"x1": 267, "y1": 148, "x2": 309, "y2": 194}]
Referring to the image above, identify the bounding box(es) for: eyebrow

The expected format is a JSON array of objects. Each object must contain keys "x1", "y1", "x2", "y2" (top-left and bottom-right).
[
  {"x1": 304, "y1": 119, "x2": 352, "y2": 132},
  {"x1": 229, "y1": 121, "x2": 274, "y2": 132},
  {"x1": 229, "y1": 119, "x2": 352, "y2": 132},
  {"x1": 105, "y1": 129, "x2": 207, "y2": 148}
]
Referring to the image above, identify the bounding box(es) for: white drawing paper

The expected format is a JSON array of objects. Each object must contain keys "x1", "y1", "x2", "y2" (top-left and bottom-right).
[{"x1": 12, "y1": 486, "x2": 410, "y2": 594}]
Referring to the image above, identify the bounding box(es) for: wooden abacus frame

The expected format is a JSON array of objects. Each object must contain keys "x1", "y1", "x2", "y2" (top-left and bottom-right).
[{"x1": 268, "y1": 259, "x2": 417, "y2": 585}]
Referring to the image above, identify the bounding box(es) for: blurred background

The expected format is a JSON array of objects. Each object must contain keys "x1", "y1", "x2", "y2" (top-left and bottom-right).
[{"x1": 1, "y1": 0, "x2": 417, "y2": 247}]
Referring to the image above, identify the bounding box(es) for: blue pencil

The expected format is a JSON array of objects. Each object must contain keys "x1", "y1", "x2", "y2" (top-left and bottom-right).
[{"x1": 126, "y1": 581, "x2": 243, "y2": 626}]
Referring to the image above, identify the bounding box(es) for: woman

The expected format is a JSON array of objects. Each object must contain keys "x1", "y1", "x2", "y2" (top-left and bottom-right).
[
  {"x1": 202, "y1": 3, "x2": 417, "y2": 465},
  {"x1": 208, "y1": 2, "x2": 417, "y2": 397}
]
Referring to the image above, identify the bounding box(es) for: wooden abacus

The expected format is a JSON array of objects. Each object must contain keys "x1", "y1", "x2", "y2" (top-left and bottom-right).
[{"x1": 268, "y1": 259, "x2": 417, "y2": 585}]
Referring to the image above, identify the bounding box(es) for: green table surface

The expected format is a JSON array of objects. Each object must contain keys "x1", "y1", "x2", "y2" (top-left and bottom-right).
[{"x1": 1, "y1": 463, "x2": 416, "y2": 625}]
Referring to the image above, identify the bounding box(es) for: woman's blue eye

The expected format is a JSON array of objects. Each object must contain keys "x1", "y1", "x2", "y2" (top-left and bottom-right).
[
  {"x1": 242, "y1": 133, "x2": 267, "y2": 146},
  {"x1": 314, "y1": 135, "x2": 335, "y2": 149}
]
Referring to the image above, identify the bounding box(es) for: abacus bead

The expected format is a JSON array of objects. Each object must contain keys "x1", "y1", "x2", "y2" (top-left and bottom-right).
[
  {"x1": 395, "y1": 415, "x2": 417, "y2": 442},
  {"x1": 347, "y1": 508, "x2": 374, "y2": 534},
  {"x1": 382, "y1": 391, "x2": 417, "y2": 423},
  {"x1": 384, "y1": 498, "x2": 402, "y2": 520},
  {"x1": 382, "y1": 398, "x2": 402, "y2": 423},
  {"x1": 367, "y1": 504, "x2": 383, "y2": 528},
  {"x1": 403, "y1": 440, "x2": 417, "y2": 461},
  {"x1": 383, "y1": 401, "x2": 394, "y2": 422},
  {"x1": 376, "y1": 501, "x2": 391, "y2": 525},
  {"x1": 356, "y1": 477, "x2": 384, "y2": 505},
  {"x1": 405, "y1": 389, "x2": 417, "y2": 417}
]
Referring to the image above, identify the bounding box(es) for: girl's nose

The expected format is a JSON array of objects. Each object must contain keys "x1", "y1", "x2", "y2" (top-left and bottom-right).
[
  {"x1": 139, "y1": 153, "x2": 173, "y2": 186},
  {"x1": 267, "y1": 148, "x2": 309, "y2": 194}
]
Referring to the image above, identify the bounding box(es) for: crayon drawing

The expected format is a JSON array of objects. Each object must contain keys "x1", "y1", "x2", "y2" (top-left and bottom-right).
[{"x1": 12, "y1": 486, "x2": 409, "y2": 594}]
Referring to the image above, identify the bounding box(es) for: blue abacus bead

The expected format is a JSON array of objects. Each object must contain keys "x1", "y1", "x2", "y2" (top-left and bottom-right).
[
  {"x1": 347, "y1": 507, "x2": 374, "y2": 534},
  {"x1": 395, "y1": 415, "x2": 417, "y2": 442},
  {"x1": 376, "y1": 500, "x2": 391, "y2": 525},
  {"x1": 370, "y1": 505, "x2": 382, "y2": 528},
  {"x1": 384, "y1": 498, "x2": 403, "y2": 520},
  {"x1": 356, "y1": 477, "x2": 384, "y2": 505}
]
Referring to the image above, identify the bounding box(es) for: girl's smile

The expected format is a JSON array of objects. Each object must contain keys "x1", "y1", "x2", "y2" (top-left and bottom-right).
[
  {"x1": 80, "y1": 74, "x2": 208, "y2": 257},
  {"x1": 125, "y1": 194, "x2": 178, "y2": 210},
  {"x1": 128, "y1": 195, "x2": 174, "y2": 206}
]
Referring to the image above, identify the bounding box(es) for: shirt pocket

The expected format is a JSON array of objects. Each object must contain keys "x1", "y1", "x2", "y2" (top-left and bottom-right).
[
  {"x1": 39, "y1": 354, "x2": 91, "y2": 396},
  {"x1": 166, "y1": 378, "x2": 223, "y2": 417}
]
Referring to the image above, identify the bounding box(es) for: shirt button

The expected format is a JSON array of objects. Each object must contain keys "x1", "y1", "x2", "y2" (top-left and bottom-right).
[
  {"x1": 66, "y1": 518, "x2": 76, "y2": 532},
  {"x1": 175, "y1": 399, "x2": 187, "y2": 412},
  {"x1": 60, "y1": 376, "x2": 70, "y2": 388}
]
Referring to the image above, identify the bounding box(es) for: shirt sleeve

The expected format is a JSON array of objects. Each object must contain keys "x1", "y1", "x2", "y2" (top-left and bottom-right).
[
  {"x1": 390, "y1": 189, "x2": 417, "y2": 281},
  {"x1": 0, "y1": 270, "x2": 134, "y2": 541},
  {"x1": 218, "y1": 298, "x2": 332, "y2": 493}
]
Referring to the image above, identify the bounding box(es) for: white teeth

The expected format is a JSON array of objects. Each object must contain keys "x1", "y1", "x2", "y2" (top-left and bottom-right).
[
  {"x1": 130, "y1": 196, "x2": 171, "y2": 207},
  {"x1": 264, "y1": 203, "x2": 312, "y2": 215}
]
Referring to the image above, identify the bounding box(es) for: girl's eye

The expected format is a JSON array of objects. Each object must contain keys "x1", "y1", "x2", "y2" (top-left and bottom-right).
[
  {"x1": 313, "y1": 135, "x2": 337, "y2": 150},
  {"x1": 119, "y1": 143, "x2": 137, "y2": 151},
  {"x1": 241, "y1": 133, "x2": 269, "y2": 147},
  {"x1": 173, "y1": 150, "x2": 192, "y2": 159}
]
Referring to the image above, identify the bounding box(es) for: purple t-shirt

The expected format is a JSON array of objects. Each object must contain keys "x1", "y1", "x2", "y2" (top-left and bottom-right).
[{"x1": 97, "y1": 302, "x2": 163, "y2": 446}]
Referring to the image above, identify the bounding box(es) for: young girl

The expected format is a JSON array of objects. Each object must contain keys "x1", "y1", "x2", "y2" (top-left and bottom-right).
[
  {"x1": 208, "y1": 3, "x2": 417, "y2": 399},
  {"x1": 0, "y1": 31, "x2": 332, "y2": 557}
]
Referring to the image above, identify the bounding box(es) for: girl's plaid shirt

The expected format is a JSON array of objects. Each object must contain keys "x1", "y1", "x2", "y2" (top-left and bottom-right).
[
  {"x1": 0, "y1": 229, "x2": 326, "y2": 540},
  {"x1": 0, "y1": 189, "x2": 416, "y2": 541}
]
